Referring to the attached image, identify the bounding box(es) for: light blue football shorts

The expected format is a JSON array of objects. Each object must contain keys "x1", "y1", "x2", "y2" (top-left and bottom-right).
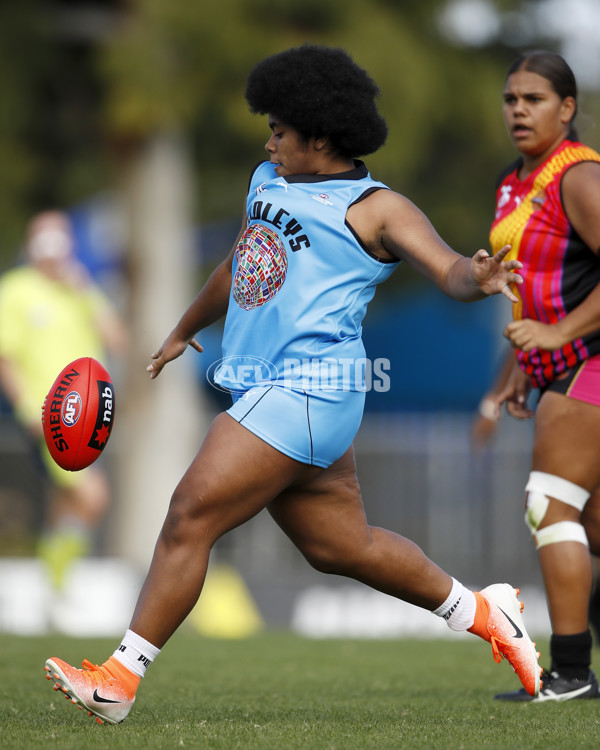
[{"x1": 227, "y1": 385, "x2": 365, "y2": 468}]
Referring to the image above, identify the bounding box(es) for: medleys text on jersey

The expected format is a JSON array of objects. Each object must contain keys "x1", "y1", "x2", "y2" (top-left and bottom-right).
[{"x1": 249, "y1": 200, "x2": 311, "y2": 252}]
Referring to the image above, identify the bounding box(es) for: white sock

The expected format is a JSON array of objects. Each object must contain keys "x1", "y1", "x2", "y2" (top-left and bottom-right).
[
  {"x1": 112, "y1": 629, "x2": 161, "y2": 678},
  {"x1": 433, "y1": 577, "x2": 477, "y2": 632}
]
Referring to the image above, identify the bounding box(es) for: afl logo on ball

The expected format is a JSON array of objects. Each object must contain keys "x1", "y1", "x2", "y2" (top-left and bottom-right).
[{"x1": 61, "y1": 391, "x2": 82, "y2": 427}]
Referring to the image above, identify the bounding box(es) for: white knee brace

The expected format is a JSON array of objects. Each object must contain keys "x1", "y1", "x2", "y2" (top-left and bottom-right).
[{"x1": 524, "y1": 471, "x2": 590, "y2": 549}]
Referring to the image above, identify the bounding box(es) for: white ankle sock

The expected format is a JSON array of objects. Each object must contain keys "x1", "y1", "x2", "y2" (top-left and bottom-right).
[
  {"x1": 112, "y1": 629, "x2": 161, "y2": 678},
  {"x1": 433, "y1": 577, "x2": 476, "y2": 632}
]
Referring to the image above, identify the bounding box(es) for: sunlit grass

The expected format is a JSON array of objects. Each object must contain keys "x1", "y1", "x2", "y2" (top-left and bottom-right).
[{"x1": 1, "y1": 631, "x2": 599, "y2": 749}]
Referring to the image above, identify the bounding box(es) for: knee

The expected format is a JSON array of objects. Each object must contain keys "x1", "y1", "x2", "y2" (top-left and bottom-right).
[
  {"x1": 303, "y1": 548, "x2": 340, "y2": 575},
  {"x1": 524, "y1": 471, "x2": 589, "y2": 549},
  {"x1": 160, "y1": 485, "x2": 211, "y2": 548},
  {"x1": 300, "y1": 539, "x2": 364, "y2": 576}
]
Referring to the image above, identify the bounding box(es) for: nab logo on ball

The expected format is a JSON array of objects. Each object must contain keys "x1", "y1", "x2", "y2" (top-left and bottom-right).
[
  {"x1": 87, "y1": 381, "x2": 115, "y2": 451},
  {"x1": 42, "y1": 357, "x2": 116, "y2": 471}
]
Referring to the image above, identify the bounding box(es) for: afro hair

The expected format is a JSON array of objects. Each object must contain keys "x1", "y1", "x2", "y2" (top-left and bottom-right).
[{"x1": 245, "y1": 45, "x2": 388, "y2": 158}]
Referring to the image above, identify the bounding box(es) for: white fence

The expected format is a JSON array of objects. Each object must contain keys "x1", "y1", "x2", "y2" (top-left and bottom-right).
[{"x1": 0, "y1": 411, "x2": 544, "y2": 634}]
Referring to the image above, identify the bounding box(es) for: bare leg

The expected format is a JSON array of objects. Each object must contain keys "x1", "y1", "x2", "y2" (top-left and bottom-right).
[
  {"x1": 128, "y1": 413, "x2": 317, "y2": 647},
  {"x1": 268, "y1": 447, "x2": 452, "y2": 610},
  {"x1": 44, "y1": 423, "x2": 542, "y2": 718},
  {"x1": 531, "y1": 392, "x2": 600, "y2": 635},
  {"x1": 538, "y1": 536, "x2": 593, "y2": 634}
]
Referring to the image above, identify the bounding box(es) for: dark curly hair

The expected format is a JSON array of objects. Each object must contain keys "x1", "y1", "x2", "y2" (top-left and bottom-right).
[{"x1": 245, "y1": 45, "x2": 388, "y2": 158}]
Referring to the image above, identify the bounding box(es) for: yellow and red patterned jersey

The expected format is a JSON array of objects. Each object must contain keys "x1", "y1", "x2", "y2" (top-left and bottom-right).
[{"x1": 490, "y1": 139, "x2": 600, "y2": 387}]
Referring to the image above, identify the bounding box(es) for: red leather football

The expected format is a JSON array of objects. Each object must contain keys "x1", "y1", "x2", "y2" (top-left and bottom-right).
[{"x1": 42, "y1": 357, "x2": 116, "y2": 471}]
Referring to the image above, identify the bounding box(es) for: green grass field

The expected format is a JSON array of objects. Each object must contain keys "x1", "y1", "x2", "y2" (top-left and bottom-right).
[{"x1": 1, "y1": 631, "x2": 599, "y2": 749}]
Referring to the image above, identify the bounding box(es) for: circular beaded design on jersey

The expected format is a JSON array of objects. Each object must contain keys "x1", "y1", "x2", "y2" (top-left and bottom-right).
[{"x1": 233, "y1": 224, "x2": 288, "y2": 310}]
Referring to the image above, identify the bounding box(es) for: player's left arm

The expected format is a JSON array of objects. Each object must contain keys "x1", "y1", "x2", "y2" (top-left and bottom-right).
[
  {"x1": 360, "y1": 189, "x2": 522, "y2": 302},
  {"x1": 504, "y1": 161, "x2": 600, "y2": 351}
]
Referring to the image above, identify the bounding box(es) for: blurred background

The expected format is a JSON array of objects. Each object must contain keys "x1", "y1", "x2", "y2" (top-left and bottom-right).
[{"x1": 0, "y1": 0, "x2": 599, "y2": 639}]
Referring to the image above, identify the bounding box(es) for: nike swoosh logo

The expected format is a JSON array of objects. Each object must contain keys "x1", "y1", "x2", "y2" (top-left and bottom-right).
[
  {"x1": 497, "y1": 607, "x2": 523, "y2": 638},
  {"x1": 536, "y1": 683, "x2": 593, "y2": 702},
  {"x1": 93, "y1": 688, "x2": 124, "y2": 704}
]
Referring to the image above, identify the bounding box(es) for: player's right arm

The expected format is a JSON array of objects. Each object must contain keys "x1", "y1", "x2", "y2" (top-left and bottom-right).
[{"x1": 147, "y1": 210, "x2": 247, "y2": 379}]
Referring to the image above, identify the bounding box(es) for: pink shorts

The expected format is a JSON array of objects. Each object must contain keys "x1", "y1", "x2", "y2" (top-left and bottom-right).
[{"x1": 545, "y1": 354, "x2": 600, "y2": 407}]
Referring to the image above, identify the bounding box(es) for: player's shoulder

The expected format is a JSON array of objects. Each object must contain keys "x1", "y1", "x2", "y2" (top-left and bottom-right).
[
  {"x1": 566, "y1": 140, "x2": 600, "y2": 162},
  {"x1": 347, "y1": 186, "x2": 422, "y2": 242},
  {"x1": 247, "y1": 160, "x2": 276, "y2": 192},
  {"x1": 354, "y1": 185, "x2": 416, "y2": 215},
  {"x1": 561, "y1": 158, "x2": 600, "y2": 205},
  {"x1": 562, "y1": 158, "x2": 600, "y2": 179},
  {"x1": 0, "y1": 265, "x2": 38, "y2": 296},
  {"x1": 0, "y1": 264, "x2": 33, "y2": 280}
]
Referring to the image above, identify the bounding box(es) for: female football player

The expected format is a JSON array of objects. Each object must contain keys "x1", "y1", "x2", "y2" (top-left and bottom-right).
[
  {"x1": 44, "y1": 45, "x2": 541, "y2": 724},
  {"x1": 482, "y1": 51, "x2": 600, "y2": 702}
]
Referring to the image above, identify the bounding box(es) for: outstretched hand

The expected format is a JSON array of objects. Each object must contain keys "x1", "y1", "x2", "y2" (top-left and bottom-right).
[
  {"x1": 147, "y1": 331, "x2": 203, "y2": 379},
  {"x1": 471, "y1": 245, "x2": 523, "y2": 302}
]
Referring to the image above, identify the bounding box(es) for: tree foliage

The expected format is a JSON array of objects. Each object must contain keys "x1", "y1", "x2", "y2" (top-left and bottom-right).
[
  {"x1": 97, "y1": 0, "x2": 517, "y2": 265},
  {"x1": 1, "y1": 0, "x2": 598, "y2": 286}
]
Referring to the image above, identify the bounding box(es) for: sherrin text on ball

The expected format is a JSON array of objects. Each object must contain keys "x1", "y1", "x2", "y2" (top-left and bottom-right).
[{"x1": 42, "y1": 356, "x2": 115, "y2": 471}]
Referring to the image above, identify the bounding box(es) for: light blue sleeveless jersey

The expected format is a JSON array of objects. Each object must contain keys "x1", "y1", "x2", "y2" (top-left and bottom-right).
[{"x1": 214, "y1": 161, "x2": 399, "y2": 393}]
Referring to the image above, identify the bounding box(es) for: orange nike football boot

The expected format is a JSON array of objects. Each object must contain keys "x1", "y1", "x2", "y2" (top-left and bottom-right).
[
  {"x1": 469, "y1": 583, "x2": 542, "y2": 697},
  {"x1": 45, "y1": 656, "x2": 139, "y2": 724}
]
